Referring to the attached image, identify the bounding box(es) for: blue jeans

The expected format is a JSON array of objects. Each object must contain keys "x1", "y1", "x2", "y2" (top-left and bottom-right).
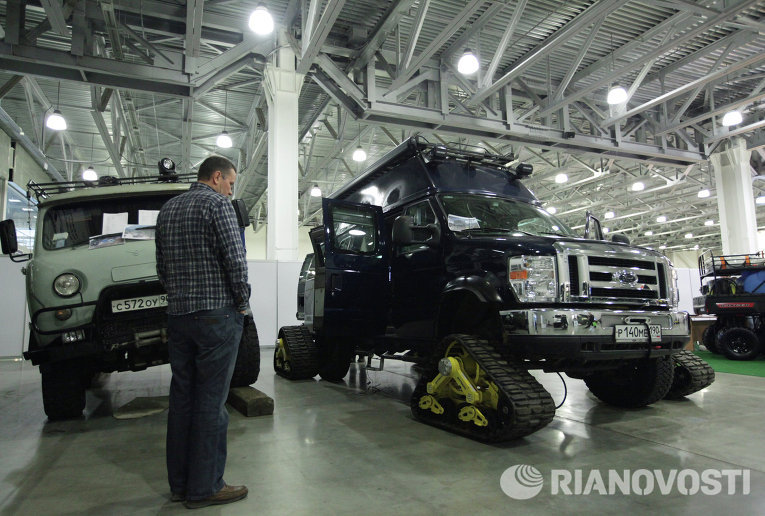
[{"x1": 166, "y1": 306, "x2": 244, "y2": 500}]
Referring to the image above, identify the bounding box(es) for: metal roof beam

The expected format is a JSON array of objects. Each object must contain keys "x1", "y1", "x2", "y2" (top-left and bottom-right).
[
  {"x1": 467, "y1": 0, "x2": 623, "y2": 107},
  {"x1": 0, "y1": 75, "x2": 23, "y2": 99},
  {"x1": 401, "y1": 0, "x2": 431, "y2": 70},
  {"x1": 353, "y1": 0, "x2": 418, "y2": 70},
  {"x1": 441, "y1": 2, "x2": 508, "y2": 62},
  {"x1": 602, "y1": 51, "x2": 765, "y2": 127},
  {"x1": 545, "y1": 0, "x2": 760, "y2": 116},
  {"x1": 552, "y1": 16, "x2": 604, "y2": 101},
  {"x1": 197, "y1": 98, "x2": 247, "y2": 129},
  {"x1": 0, "y1": 43, "x2": 190, "y2": 96},
  {"x1": 91, "y1": 88, "x2": 126, "y2": 178},
  {"x1": 297, "y1": 0, "x2": 346, "y2": 75},
  {"x1": 185, "y1": 0, "x2": 204, "y2": 73},
  {"x1": 481, "y1": 0, "x2": 528, "y2": 89},
  {"x1": 388, "y1": 0, "x2": 484, "y2": 92},
  {"x1": 40, "y1": 0, "x2": 69, "y2": 36}
]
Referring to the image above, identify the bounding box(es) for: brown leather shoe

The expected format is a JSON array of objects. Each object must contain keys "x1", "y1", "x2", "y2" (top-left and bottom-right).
[{"x1": 184, "y1": 484, "x2": 248, "y2": 509}]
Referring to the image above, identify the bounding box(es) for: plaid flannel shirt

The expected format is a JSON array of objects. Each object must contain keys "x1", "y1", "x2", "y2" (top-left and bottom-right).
[{"x1": 156, "y1": 182, "x2": 250, "y2": 315}]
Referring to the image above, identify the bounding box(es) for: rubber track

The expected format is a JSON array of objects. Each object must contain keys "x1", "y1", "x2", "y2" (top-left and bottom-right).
[
  {"x1": 277, "y1": 326, "x2": 320, "y2": 380},
  {"x1": 411, "y1": 334, "x2": 555, "y2": 442},
  {"x1": 665, "y1": 350, "x2": 715, "y2": 399}
]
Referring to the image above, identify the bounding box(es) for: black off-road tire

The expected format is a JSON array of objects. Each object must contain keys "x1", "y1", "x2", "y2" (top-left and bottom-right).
[
  {"x1": 274, "y1": 326, "x2": 320, "y2": 380},
  {"x1": 230, "y1": 315, "x2": 261, "y2": 387},
  {"x1": 584, "y1": 356, "x2": 674, "y2": 408},
  {"x1": 665, "y1": 351, "x2": 716, "y2": 399},
  {"x1": 41, "y1": 364, "x2": 86, "y2": 420},
  {"x1": 718, "y1": 327, "x2": 761, "y2": 361},
  {"x1": 702, "y1": 325, "x2": 720, "y2": 354},
  {"x1": 318, "y1": 339, "x2": 354, "y2": 382}
]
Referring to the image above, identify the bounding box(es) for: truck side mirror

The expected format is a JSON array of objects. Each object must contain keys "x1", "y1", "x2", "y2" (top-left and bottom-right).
[
  {"x1": 1, "y1": 219, "x2": 18, "y2": 255},
  {"x1": 392, "y1": 216, "x2": 414, "y2": 245},
  {"x1": 611, "y1": 234, "x2": 630, "y2": 245},
  {"x1": 584, "y1": 211, "x2": 603, "y2": 240},
  {"x1": 392, "y1": 216, "x2": 440, "y2": 247}
]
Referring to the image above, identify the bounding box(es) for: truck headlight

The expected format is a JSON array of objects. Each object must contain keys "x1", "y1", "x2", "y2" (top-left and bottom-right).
[
  {"x1": 509, "y1": 255, "x2": 557, "y2": 303},
  {"x1": 54, "y1": 273, "x2": 81, "y2": 297}
]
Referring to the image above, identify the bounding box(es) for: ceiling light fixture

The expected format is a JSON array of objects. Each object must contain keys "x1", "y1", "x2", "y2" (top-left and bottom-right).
[
  {"x1": 704, "y1": 220, "x2": 714, "y2": 226},
  {"x1": 756, "y1": 196, "x2": 765, "y2": 205},
  {"x1": 631, "y1": 181, "x2": 645, "y2": 192},
  {"x1": 457, "y1": 49, "x2": 480, "y2": 75},
  {"x1": 555, "y1": 173, "x2": 568, "y2": 184},
  {"x1": 352, "y1": 146, "x2": 367, "y2": 162},
  {"x1": 310, "y1": 184, "x2": 322, "y2": 197},
  {"x1": 659, "y1": 245, "x2": 667, "y2": 250},
  {"x1": 607, "y1": 85, "x2": 628, "y2": 105},
  {"x1": 721, "y1": 110, "x2": 742, "y2": 127},
  {"x1": 216, "y1": 89, "x2": 233, "y2": 149},
  {"x1": 83, "y1": 133, "x2": 97, "y2": 181},
  {"x1": 606, "y1": 32, "x2": 627, "y2": 105},
  {"x1": 645, "y1": 230, "x2": 653, "y2": 236},
  {"x1": 46, "y1": 82, "x2": 67, "y2": 131},
  {"x1": 685, "y1": 233, "x2": 693, "y2": 239},
  {"x1": 697, "y1": 189, "x2": 710, "y2": 198},
  {"x1": 547, "y1": 206, "x2": 557, "y2": 214},
  {"x1": 249, "y1": 5, "x2": 274, "y2": 35},
  {"x1": 656, "y1": 215, "x2": 667, "y2": 223},
  {"x1": 604, "y1": 211, "x2": 615, "y2": 219},
  {"x1": 83, "y1": 166, "x2": 97, "y2": 181},
  {"x1": 603, "y1": 227, "x2": 610, "y2": 234}
]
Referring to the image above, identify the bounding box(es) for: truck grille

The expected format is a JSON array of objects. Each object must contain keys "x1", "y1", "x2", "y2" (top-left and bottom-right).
[
  {"x1": 566, "y1": 254, "x2": 667, "y2": 305},
  {"x1": 94, "y1": 282, "x2": 168, "y2": 350}
]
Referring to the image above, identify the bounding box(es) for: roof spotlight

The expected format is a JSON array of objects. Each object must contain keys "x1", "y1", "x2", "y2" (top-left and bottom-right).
[{"x1": 158, "y1": 157, "x2": 177, "y2": 180}]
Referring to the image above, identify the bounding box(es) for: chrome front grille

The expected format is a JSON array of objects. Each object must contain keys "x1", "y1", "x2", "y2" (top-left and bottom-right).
[{"x1": 560, "y1": 248, "x2": 670, "y2": 306}]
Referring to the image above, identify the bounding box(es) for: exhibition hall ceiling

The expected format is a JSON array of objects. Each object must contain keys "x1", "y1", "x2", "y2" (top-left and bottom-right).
[{"x1": 1, "y1": 0, "x2": 764, "y2": 251}]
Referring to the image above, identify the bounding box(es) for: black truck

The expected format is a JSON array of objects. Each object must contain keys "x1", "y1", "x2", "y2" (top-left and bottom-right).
[
  {"x1": 275, "y1": 137, "x2": 714, "y2": 442},
  {"x1": 694, "y1": 250, "x2": 765, "y2": 360}
]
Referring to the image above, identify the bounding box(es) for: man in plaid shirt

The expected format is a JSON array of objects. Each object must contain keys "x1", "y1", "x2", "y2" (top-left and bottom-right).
[{"x1": 156, "y1": 155, "x2": 250, "y2": 509}]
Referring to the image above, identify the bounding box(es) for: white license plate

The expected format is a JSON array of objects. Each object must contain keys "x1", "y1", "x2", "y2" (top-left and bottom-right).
[
  {"x1": 614, "y1": 324, "x2": 662, "y2": 343},
  {"x1": 112, "y1": 294, "x2": 168, "y2": 313}
]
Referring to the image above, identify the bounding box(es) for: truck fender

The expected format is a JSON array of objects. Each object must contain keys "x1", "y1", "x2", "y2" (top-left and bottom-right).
[
  {"x1": 442, "y1": 276, "x2": 502, "y2": 304},
  {"x1": 436, "y1": 276, "x2": 503, "y2": 341}
]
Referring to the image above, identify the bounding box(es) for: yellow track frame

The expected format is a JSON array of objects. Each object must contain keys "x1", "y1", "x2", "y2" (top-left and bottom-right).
[{"x1": 419, "y1": 340, "x2": 500, "y2": 427}]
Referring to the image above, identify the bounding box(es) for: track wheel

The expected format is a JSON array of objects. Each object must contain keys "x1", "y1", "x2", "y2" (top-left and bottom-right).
[
  {"x1": 584, "y1": 356, "x2": 674, "y2": 408},
  {"x1": 664, "y1": 351, "x2": 715, "y2": 399},
  {"x1": 274, "y1": 326, "x2": 319, "y2": 380},
  {"x1": 413, "y1": 336, "x2": 502, "y2": 438}
]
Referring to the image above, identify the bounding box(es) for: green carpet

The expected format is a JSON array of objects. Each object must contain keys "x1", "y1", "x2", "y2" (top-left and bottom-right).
[{"x1": 693, "y1": 350, "x2": 765, "y2": 378}]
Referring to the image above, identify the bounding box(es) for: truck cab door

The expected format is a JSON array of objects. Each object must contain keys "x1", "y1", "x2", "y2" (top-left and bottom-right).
[{"x1": 320, "y1": 198, "x2": 390, "y2": 337}]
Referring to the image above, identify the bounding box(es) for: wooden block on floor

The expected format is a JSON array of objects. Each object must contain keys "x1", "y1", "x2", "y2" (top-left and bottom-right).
[{"x1": 227, "y1": 386, "x2": 274, "y2": 417}]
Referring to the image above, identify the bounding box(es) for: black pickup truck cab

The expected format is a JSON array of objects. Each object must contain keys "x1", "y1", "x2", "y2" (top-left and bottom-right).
[{"x1": 276, "y1": 137, "x2": 713, "y2": 442}]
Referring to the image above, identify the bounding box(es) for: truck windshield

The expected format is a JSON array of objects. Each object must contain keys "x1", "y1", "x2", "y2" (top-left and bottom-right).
[
  {"x1": 42, "y1": 194, "x2": 176, "y2": 250},
  {"x1": 439, "y1": 194, "x2": 575, "y2": 237}
]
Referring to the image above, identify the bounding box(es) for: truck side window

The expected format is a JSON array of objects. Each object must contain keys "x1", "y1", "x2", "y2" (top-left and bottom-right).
[
  {"x1": 400, "y1": 200, "x2": 439, "y2": 254},
  {"x1": 331, "y1": 205, "x2": 377, "y2": 254}
]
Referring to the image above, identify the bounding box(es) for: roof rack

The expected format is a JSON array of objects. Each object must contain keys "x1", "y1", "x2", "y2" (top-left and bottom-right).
[
  {"x1": 27, "y1": 173, "x2": 197, "y2": 200},
  {"x1": 422, "y1": 137, "x2": 516, "y2": 169}
]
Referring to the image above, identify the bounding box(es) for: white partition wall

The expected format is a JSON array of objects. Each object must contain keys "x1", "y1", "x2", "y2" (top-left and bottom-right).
[{"x1": 0, "y1": 259, "x2": 27, "y2": 357}]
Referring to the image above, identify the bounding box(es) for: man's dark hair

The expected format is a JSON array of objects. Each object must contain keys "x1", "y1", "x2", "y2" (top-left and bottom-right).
[{"x1": 197, "y1": 156, "x2": 236, "y2": 181}]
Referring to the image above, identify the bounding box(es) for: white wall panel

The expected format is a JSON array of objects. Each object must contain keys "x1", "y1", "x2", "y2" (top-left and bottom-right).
[{"x1": 0, "y1": 259, "x2": 27, "y2": 357}]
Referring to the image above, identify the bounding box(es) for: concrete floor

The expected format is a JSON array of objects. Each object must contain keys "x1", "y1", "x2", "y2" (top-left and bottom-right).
[{"x1": 1, "y1": 350, "x2": 763, "y2": 515}]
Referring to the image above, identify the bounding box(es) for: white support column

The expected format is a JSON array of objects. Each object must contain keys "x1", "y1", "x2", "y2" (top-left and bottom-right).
[
  {"x1": 263, "y1": 30, "x2": 304, "y2": 261},
  {"x1": 710, "y1": 137, "x2": 758, "y2": 254}
]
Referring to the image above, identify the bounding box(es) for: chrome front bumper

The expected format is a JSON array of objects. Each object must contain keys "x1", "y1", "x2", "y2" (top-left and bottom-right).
[{"x1": 501, "y1": 308, "x2": 690, "y2": 338}]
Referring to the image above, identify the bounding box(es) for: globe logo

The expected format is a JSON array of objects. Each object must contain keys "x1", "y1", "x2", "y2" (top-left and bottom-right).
[{"x1": 500, "y1": 464, "x2": 544, "y2": 500}]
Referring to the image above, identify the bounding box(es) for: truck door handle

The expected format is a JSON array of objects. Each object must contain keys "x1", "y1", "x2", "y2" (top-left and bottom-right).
[{"x1": 331, "y1": 274, "x2": 342, "y2": 292}]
